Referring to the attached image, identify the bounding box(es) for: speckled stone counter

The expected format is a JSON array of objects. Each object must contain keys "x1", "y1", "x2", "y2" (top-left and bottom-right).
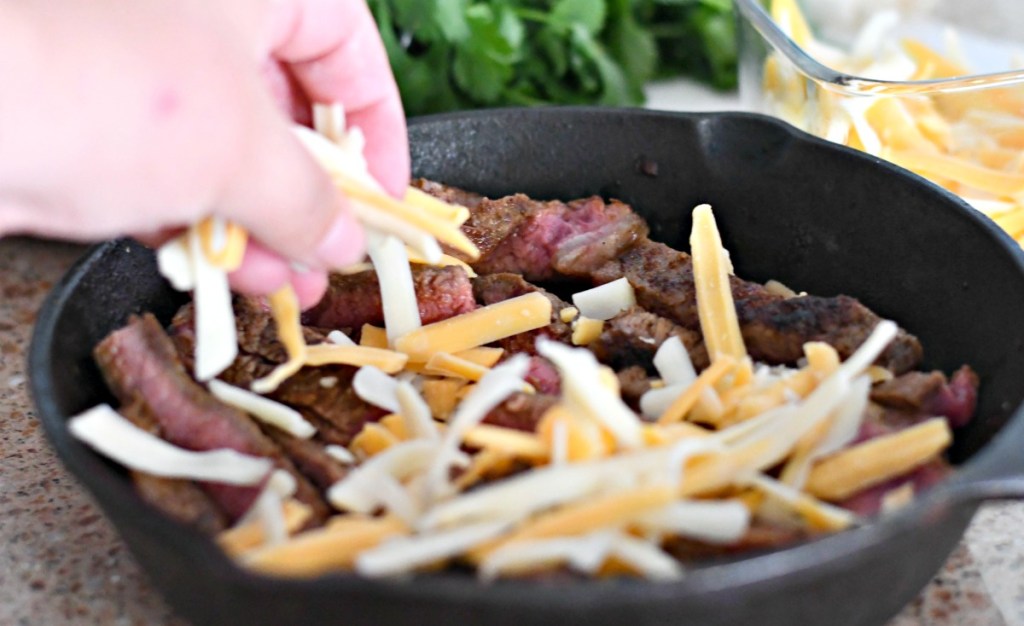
[{"x1": 1, "y1": 237, "x2": 1022, "y2": 626}]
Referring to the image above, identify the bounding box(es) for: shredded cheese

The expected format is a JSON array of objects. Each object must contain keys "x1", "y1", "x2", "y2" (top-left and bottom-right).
[
  {"x1": 186, "y1": 226, "x2": 238, "y2": 381},
  {"x1": 251, "y1": 285, "x2": 307, "y2": 394},
  {"x1": 395, "y1": 293, "x2": 552, "y2": 362},
  {"x1": 208, "y1": 380, "x2": 315, "y2": 439},
  {"x1": 690, "y1": 205, "x2": 747, "y2": 361},
  {"x1": 68, "y1": 405, "x2": 272, "y2": 485},
  {"x1": 367, "y1": 232, "x2": 422, "y2": 346},
  {"x1": 424, "y1": 351, "x2": 490, "y2": 381},
  {"x1": 245, "y1": 516, "x2": 408, "y2": 577},
  {"x1": 537, "y1": 340, "x2": 644, "y2": 449},
  {"x1": 572, "y1": 278, "x2": 636, "y2": 321},
  {"x1": 304, "y1": 344, "x2": 408, "y2": 373},
  {"x1": 571, "y1": 317, "x2": 604, "y2": 346}
]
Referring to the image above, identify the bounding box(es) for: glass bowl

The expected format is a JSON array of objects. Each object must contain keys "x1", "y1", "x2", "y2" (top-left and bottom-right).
[{"x1": 735, "y1": 0, "x2": 1024, "y2": 245}]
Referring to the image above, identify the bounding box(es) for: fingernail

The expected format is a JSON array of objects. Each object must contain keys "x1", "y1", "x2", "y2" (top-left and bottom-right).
[{"x1": 314, "y1": 209, "x2": 365, "y2": 268}]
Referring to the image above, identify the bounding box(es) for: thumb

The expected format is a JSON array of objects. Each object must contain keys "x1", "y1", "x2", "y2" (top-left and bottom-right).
[{"x1": 215, "y1": 112, "x2": 365, "y2": 271}]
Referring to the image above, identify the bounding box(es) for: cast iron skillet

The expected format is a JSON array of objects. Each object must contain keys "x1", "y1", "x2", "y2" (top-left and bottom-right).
[{"x1": 29, "y1": 108, "x2": 1024, "y2": 626}]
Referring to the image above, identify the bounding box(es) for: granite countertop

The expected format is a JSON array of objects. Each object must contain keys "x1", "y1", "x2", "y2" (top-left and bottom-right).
[{"x1": 2, "y1": 237, "x2": 1023, "y2": 625}]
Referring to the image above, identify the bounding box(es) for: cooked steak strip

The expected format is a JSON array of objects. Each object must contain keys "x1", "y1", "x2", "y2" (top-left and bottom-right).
[
  {"x1": 484, "y1": 393, "x2": 558, "y2": 432},
  {"x1": 431, "y1": 179, "x2": 924, "y2": 373},
  {"x1": 456, "y1": 193, "x2": 648, "y2": 281},
  {"x1": 169, "y1": 299, "x2": 327, "y2": 370},
  {"x1": 94, "y1": 314, "x2": 329, "y2": 523},
  {"x1": 592, "y1": 240, "x2": 923, "y2": 373},
  {"x1": 663, "y1": 523, "x2": 806, "y2": 562},
  {"x1": 218, "y1": 353, "x2": 386, "y2": 449},
  {"x1": 120, "y1": 398, "x2": 229, "y2": 534},
  {"x1": 867, "y1": 366, "x2": 979, "y2": 432},
  {"x1": 616, "y1": 366, "x2": 652, "y2": 412},
  {"x1": 524, "y1": 356, "x2": 561, "y2": 395},
  {"x1": 269, "y1": 366, "x2": 387, "y2": 447},
  {"x1": 263, "y1": 428, "x2": 349, "y2": 491},
  {"x1": 302, "y1": 266, "x2": 476, "y2": 330},
  {"x1": 590, "y1": 306, "x2": 709, "y2": 373}
]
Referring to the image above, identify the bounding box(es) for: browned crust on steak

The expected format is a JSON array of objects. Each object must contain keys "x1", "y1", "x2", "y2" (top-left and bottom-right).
[
  {"x1": 593, "y1": 240, "x2": 923, "y2": 373},
  {"x1": 590, "y1": 306, "x2": 709, "y2": 373}
]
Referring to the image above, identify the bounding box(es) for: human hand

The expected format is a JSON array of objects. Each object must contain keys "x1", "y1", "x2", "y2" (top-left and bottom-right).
[{"x1": 0, "y1": 0, "x2": 408, "y2": 308}]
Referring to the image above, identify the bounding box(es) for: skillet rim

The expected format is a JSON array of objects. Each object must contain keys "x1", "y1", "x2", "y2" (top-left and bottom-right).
[{"x1": 27, "y1": 106, "x2": 1024, "y2": 609}]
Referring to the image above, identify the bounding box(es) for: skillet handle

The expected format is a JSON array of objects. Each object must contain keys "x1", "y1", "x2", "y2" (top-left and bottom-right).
[{"x1": 946, "y1": 415, "x2": 1024, "y2": 503}]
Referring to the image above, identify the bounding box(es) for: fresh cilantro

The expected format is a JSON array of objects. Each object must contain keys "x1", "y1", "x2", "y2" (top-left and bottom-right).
[{"x1": 367, "y1": 0, "x2": 738, "y2": 115}]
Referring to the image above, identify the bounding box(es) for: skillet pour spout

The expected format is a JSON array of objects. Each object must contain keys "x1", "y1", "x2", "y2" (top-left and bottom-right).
[{"x1": 29, "y1": 108, "x2": 1024, "y2": 626}]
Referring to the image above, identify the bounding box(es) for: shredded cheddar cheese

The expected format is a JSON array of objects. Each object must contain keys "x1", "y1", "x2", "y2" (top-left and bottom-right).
[
  {"x1": 395, "y1": 293, "x2": 552, "y2": 362},
  {"x1": 251, "y1": 285, "x2": 308, "y2": 394},
  {"x1": 691, "y1": 205, "x2": 747, "y2": 362}
]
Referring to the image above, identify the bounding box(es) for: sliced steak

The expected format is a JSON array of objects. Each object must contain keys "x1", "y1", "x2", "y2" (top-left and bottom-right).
[
  {"x1": 868, "y1": 366, "x2": 979, "y2": 431},
  {"x1": 263, "y1": 428, "x2": 349, "y2": 491},
  {"x1": 169, "y1": 299, "x2": 327, "y2": 369},
  {"x1": 269, "y1": 366, "x2": 387, "y2": 447},
  {"x1": 589, "y1": 306, "x2": 709, "y2": 373},
  {"x1": 472, "y1": 273, "x2": 572, "y2": 355},
  {"x1": 592, "y1": 240, "x2": 923, "y2": 373},
  {"x1": 484, "y1": 393, "x2": 559, "y2": 432},
  {"x1": 94, "y1": 314, "x2": 329, "y2": 523},
  {"x1": 462, "y1": 193, "x2": 648, "y2": 281},
  {"x1": 121, "y1": 398, "x2": 229, "y2": 534},
  {"x1": 524, "y1": 356, "x2": 561, "y2": 395},
  {"x1": 303, "y1": 266, "x2": 476, "y2": 330},
  {"x1": 616, "y1": 366, "x2": 652, "y2": 412}
]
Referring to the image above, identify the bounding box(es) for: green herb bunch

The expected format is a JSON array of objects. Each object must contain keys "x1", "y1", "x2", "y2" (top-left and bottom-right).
[{"x1": 368, "y1": 0, "x2": 737, "y2": 116}]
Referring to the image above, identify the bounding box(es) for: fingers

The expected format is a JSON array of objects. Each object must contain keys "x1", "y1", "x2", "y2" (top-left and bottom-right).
[
  {"x1": 271, "y1": 0, "x2": 409, "y2": 197},
  {"x1": 213, "y1": 103, "x2": 366, "y2": 272},
  {"x1": 229, "y1": 241, "x2": 329, "y2": 310}
]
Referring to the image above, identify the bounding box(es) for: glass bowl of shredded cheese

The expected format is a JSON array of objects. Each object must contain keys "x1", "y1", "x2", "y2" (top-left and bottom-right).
[{"x1": 736, "y1": 0, "x2": 1024, "y2": 245}]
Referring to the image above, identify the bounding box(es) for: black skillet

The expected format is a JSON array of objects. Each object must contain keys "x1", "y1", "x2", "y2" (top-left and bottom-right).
[{"x1": 29, "y1": 108, "x2": 1024, "y2": 626}]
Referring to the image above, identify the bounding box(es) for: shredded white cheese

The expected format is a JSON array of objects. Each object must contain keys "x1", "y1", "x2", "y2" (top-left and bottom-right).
[
  {"x1": 635, "y1": 500, "x2": 750, "y2": 544},
  {"x1": 367, "y1": 232, "x2": 422, "y2": 346},
  {"x1": 327, "y1": 330, "x2": 356, "y2": 346},
  {"x1": 424, "y1": 355, "x2": 531, "y2": 501},
  {"x1": 187, "y1": 226, "x2": 238, "y2": 381},
  {"x1": 537, "y1": 339, "x2": 643, "y2": 449},
  {"x1": 68, "y1": 405, "x2": 272, "y2": 485},
  {"x1": 572, "y1": 278, "x2": 636, "y2": 321},
  {"x1": 208, "y1": 380, "x2": 316, "y2": 439},
  {"x1": 356, "y1": 521, "x2": 509, "y2": 578},
  {"x1": 352, "y1": 365, "x2": 401, "y2": 413}
]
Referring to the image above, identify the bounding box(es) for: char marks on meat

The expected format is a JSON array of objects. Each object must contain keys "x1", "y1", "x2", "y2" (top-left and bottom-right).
[
  {"x1": 94, "y1": 314, "x2": 329, "y2": 523},
  {"x1": 591, "y1": 240, "x2": 923, "y2": 373},
  {"x1": 590, "y1": 306, "x2": 709, "y2": 373},
  {"x1": 429, "y1": 178, "x2": 925, "y2": 372},
  {"x1": 302, "y1": 266, "x2": 476, "y2": 330}
]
